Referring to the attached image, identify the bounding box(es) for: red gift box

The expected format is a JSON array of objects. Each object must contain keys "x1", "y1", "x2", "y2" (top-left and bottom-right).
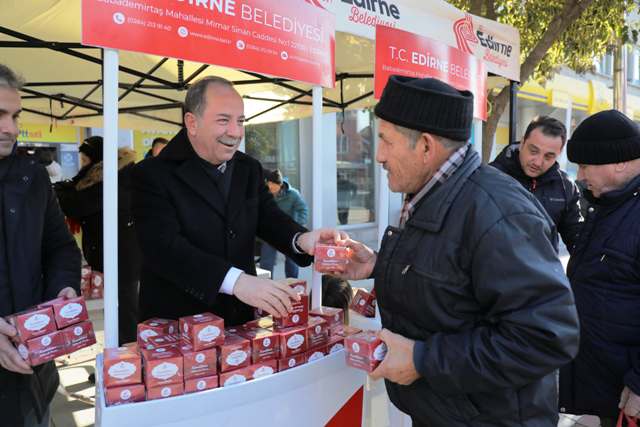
[
  {"x1": 81, "y1": 266, "x2": 92, "y2": 298},
  {"x1": 142, "y1": 334, "x2": 180, "y2": 351},
  {"x1": 39, "y1": 296, "x2": 89, "y2": 329},
  {"x1": 88, "y1": 271, "x2": 104, "y2": 299},
  {"x1": 246, "y1": 359, "x2": 278, "y2": 380},
  {"x1": 274, "y1": 294, "x2": 309, "y2": 330},
  {"x1": 104, "y1": 384, "x2": 146, "y2": 407},
  {"x1": 62, "y1": 321, "x2": 96, "y2": 353},
  {"x1": 7, "y1": 306, "x2": 57, "y2": 342},
  {"x1": 306, "y1": 345, "x2": 328, "y2": 363},
  {"x1": 179, "y1": 343, "x2": 217, "y2": 379},
  {"x1": 180, "y1": 313, "x2": 224, "y2": 351},
  {"x1": 218, "y1": 334, "x2": 250, "y2": 373},
  {"x1": 236, "y1": 327, "x2": 279, "y2": 363},
  {"x1": 309, "y1": 306, "x2": 344, "y2": 328},
  {"x1": 103, "y1": 347, "x2": 142, "y2": 387},
  {"x1": 219, "y1": 366, "x2": 252, "y2": 387},
  {"x1": 307, "y1": 316, "x2": 329, "y2": 349},
  {"x1": 277, "y1": 354, "x2": 306, "y2": 372},
  {"x1": 345, "y1": 331, "x2": 387, "y2": 373},
  {"x1": 327, "y1": 335, "x2": 345, "y2": 355},
  {"x1": 142, "y1": 347, "x2": 183, "y2": 388},
  {"x1": 275, "y1": 325, "x2": 307, "y2": 358},
  {"x1": 137, "y1": 318, "x2": 178, "y2": 345},
  {"x1": 146, "y1": 383, "x2": 184, "y2": 401},
  {"x1": 350, "y1": 289, "x2": 377, "y2": 318},
  {"x1": 314, "y1": 244, "x2": 349, "y2": 271},
  {"x1": 90, "y1": 286, "x2": 103, "y2": 300},
  {"x1": 184, "y1": 375, "x2": 219, "y2": 394},
  {"x1": 17, "y1": 330, "x2": 67, "y2": 366}
]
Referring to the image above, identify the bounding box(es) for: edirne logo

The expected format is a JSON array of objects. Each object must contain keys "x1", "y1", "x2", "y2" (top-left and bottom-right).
[
  {"x1": 453, "y1": 14, "x2": 478, "y2": 54},
  {"x1": 453, "y1": 13, "x2": 513, "y2": 68},
  {"x1": 342, "y1": 0, "x2": 400, "y2": 19}
]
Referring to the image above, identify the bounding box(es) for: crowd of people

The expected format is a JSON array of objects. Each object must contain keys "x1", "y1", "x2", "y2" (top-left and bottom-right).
[{"x1": 1, "y1": 60, "x2": 640, "y2": 427}]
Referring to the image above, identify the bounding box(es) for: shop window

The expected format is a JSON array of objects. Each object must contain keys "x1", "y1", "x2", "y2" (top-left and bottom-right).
[
  {"x1": 245, "y1": 119, "x2": 301, "y2": 190},
  {"x1": 336, "y1": 110, "x2": 375, "y2": 225}
]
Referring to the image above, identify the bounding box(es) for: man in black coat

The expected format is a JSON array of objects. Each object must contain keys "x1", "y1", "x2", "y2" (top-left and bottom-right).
[
  {"x1": 490, "y1": 116, "x2": 583, "y2": 251},
  {"x1": 0, "y1": 64, "x2": 81, "y2": 426},
  {"x1": 330, "y1": 76, "x2": 579, "y2": 427},
  {"x1": 132, "y1": 76, "x2": 340, "y2": 326},
  {"x1": 560, "y1": 110, "x2": 640, "y2": 427}
]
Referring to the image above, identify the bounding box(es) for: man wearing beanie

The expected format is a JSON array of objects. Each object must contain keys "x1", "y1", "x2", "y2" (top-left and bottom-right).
[
  {"x1": 490, "y1": 116, "x2": 583, "y2": 251},
  {"x1": 559, "y1": 109, "x2": 640, "y2": 426},
  {"x1": 328, "y1": 75, "x2": 579, "y2": 427}
]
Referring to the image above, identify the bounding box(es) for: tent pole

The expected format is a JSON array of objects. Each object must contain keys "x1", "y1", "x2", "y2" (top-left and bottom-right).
[
  {"x1": 103, "y1": 48, "x2": 119, "y2": 348},
  {"x1": 311, "y1": 86, "x2": 323, "y2": 310}
]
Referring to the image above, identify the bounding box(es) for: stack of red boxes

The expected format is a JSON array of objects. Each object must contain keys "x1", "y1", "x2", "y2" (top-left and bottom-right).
[
  {"x1": 102, "y1": 277, "x2": 367, "y2": 406},
  {"x1": 350, "y1": 288, "x2": 377, "y2": 318},
  {"x1": 103, "y1": 346, "x2": 145, "y2": 406},
  {"x1": 142, "y1": 346, "x2": 185, "y2": 400},
  {"x1": 7, "y1": 296, "x2": 95, "y2": 366},
  {"x1": 79, "y1": 265, "x2": 105, "y2": 300},
  {"x1": 80, "y1": 265, "x2": 92, "y2": 299}
]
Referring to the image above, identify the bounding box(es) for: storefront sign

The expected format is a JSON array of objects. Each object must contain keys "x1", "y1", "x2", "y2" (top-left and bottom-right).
[
  {"x1": 375, "y1": 26, "x2": 487, "y2": 120},
  {"x1": 329, "y1": 0, "x2": 520, "y2": 81},
  {"x1": 82, "y1": 0, "x2": 335, "y2": 87},
  {"x1": 18, "y1": 123, "x2": 78, "y2": 144}
]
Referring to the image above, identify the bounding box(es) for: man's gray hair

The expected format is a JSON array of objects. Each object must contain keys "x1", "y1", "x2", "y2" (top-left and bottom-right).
[
  {"x1": 0, "y1": 64, "x2": 25, "y2": 90},
  {"x1": 394, "y1": 124, "x2": 467, "y2": 151},
  {"x1": 184, "y1": 76, "x2": 234, "y2": 117}
]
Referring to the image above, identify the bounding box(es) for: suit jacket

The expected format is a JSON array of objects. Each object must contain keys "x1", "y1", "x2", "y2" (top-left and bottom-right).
[{"x1": 132, "y1": 129, "x2": 312, "y2": 326}]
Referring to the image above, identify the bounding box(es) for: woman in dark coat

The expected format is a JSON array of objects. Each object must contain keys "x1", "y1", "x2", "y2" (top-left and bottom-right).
[{"x1": 55, "y1": 136, "x2": 141, "y2": 344}]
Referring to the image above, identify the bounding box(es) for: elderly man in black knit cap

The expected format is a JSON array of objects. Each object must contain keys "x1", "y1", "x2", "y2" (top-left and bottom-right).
[
  {"x1": 559, "y1": 109, "x2": 640, "y2": 427},
  {"x1": 329, "y1": 75, "x2": 580, "y2": 427}
]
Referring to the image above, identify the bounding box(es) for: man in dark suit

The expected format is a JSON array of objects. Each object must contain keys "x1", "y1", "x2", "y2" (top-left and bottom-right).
[{"x1": 133, "y1": 76, "x2": 339, "y2": 326}]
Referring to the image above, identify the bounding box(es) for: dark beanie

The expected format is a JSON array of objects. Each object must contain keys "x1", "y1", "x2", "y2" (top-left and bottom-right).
[
  {"x1": 567, "y1": 109, "x2": 640, "y2": 165},
  {"x1": 374, "y1": 75, "x2": 474, "y2": 141},
  {"x1": 79, "y1": 136, "x2": 103, "y2": 164}
]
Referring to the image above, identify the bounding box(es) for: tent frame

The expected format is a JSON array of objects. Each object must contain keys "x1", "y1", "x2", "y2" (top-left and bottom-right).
[{"x1": 0, "y1": 26, "x2": 374, "y2": 128}]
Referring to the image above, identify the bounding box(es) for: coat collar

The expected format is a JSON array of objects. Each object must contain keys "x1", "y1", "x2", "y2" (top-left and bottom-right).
[
  {"x1": 587, "y1": 173, "x2": 640, "y2": 208},
  {"x1": 166, "y1": 128, "x2": 252, "y2": 221},
  {"x1": 407, "y1": 148, "x2": 481, "y2": 232}
]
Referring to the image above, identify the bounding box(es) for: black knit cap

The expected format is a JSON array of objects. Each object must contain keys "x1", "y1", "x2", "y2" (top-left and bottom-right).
[
  {"x1": 374, "y1": 75, "x2": 474, "y2": 141},
  {"x1": 567, "y1": 109, "x2": 640, "y2": 165},
  {"x1": 79, "y1": 136, "x2": 103, "y2": 164}
]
